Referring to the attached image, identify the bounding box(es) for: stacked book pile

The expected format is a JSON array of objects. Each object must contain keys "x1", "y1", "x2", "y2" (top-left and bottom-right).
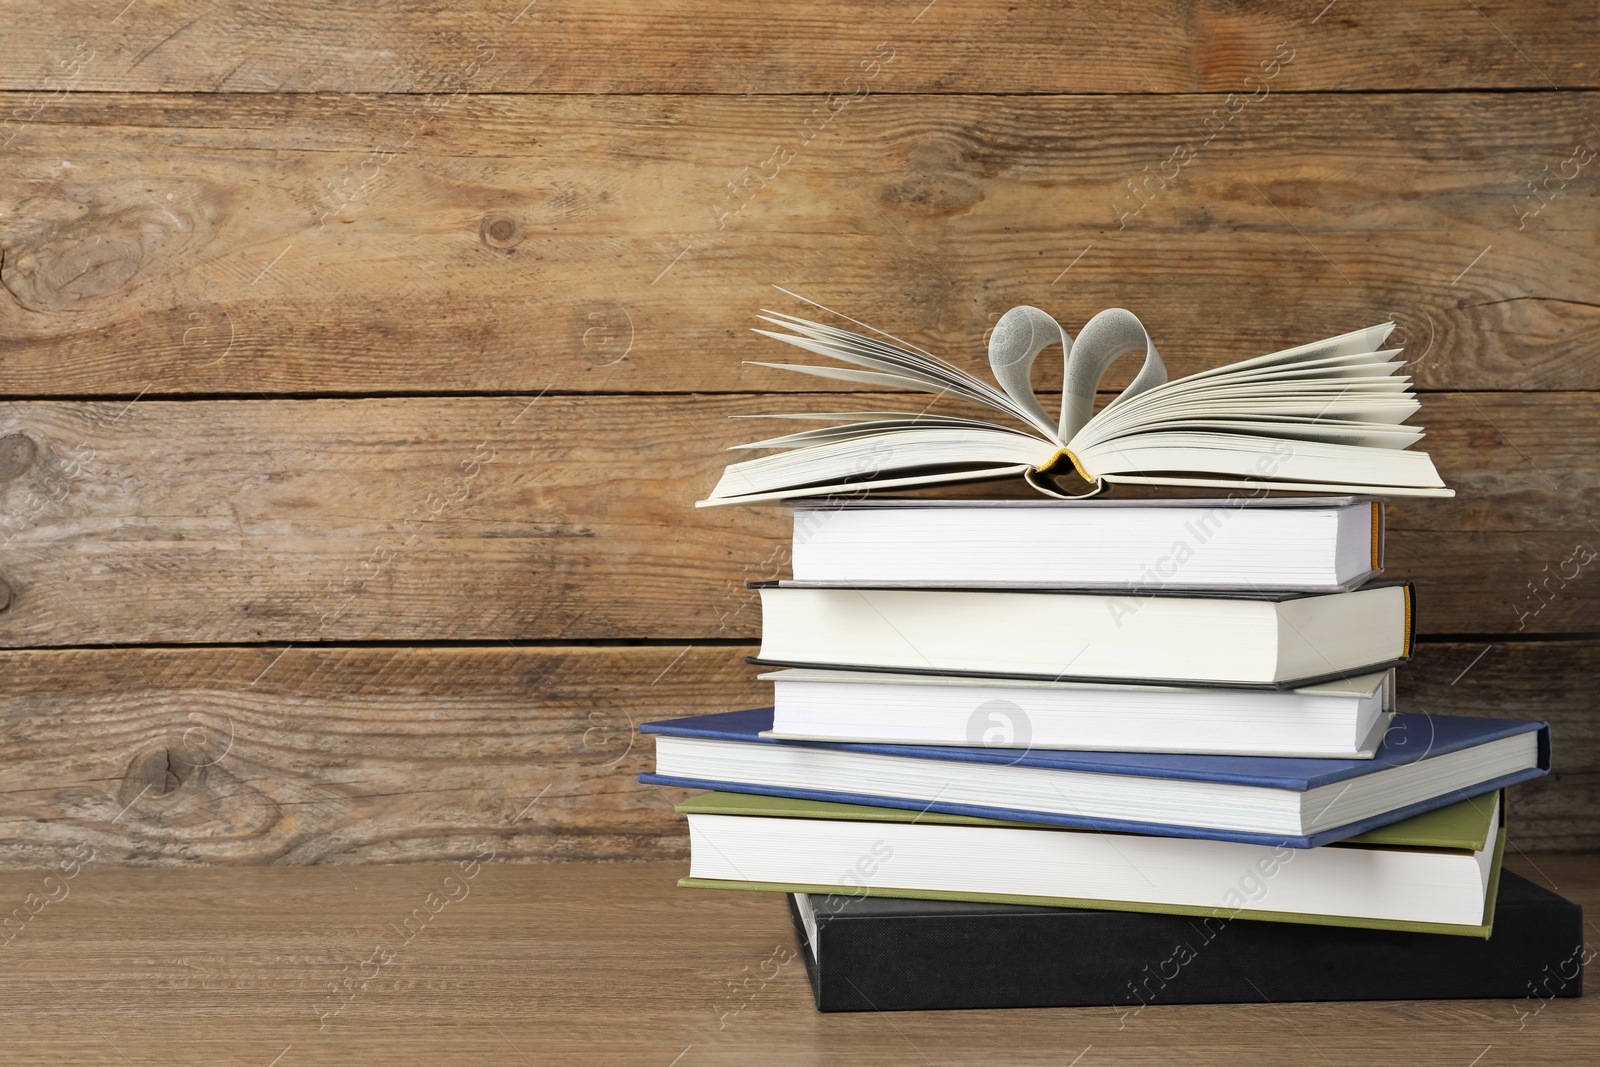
[{"x1": 642, "y1": 497, "x2": 1578, "y2": 1013}]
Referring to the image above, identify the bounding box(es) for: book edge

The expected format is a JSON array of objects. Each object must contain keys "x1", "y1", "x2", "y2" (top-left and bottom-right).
[{"x1": 679, "y1": 856, "x2": 1499, "y2": 938}]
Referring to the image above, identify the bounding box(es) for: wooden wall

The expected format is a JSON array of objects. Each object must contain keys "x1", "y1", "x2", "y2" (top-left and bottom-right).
[{"x1": 0, "y1": 2, "x2": 1595, "y2": 863}]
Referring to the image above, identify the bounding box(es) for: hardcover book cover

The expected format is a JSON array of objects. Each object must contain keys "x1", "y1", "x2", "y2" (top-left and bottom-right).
[
  {"x1": 642, "y1": 708, "x2": 1550, "y2": 848},
  {"x1": 748, "y1": 580, "x2": 1416, "y2": 690},
  {"x1": 788, "y1": 870, "x2": 1584, "y2": 1012},
  {"x1": 677, "y1": 791, "x2": 1508, "y2": 937}
]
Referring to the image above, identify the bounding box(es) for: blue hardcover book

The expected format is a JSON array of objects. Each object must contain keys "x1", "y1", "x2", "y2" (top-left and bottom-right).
[{"x1": 641, "y1": 709, "x2": 1549, "y2": 848}]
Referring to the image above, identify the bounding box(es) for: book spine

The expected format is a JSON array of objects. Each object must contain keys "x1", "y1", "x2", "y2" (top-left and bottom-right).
[
  {"x1": 1373, "y1": 499, "x2": 1386, "y2": 572},
  {"x1": 792, "y1": 895, "x2": 1584, "y2": 1013}
]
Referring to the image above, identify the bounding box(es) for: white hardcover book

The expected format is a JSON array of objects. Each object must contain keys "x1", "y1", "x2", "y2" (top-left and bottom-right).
[
  {"x1": 686, "y1": 802, "x2": 1500, "y2": 929},
  {"x1": 761, "y1": 667, "x2": 1396, "y2": 758},
  {"x1": 754, "y1": 582, "x2": 1414, "y2": 688},
  {"x1": 787, "y1": 496, "x2": 1383, "y2": 591}
]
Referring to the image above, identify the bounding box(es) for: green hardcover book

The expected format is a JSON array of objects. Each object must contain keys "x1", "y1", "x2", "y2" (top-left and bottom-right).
[{"x1": 676, "y1": 790, "x2": 1507, "y2": 937}]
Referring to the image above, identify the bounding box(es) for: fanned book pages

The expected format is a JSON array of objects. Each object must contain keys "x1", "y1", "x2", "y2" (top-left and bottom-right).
[{"x1": 698, "y1": 293, "x2": 1454, "y2": 506}]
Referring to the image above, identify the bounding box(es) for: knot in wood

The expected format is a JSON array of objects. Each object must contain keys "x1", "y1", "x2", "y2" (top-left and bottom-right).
[
  {"x1": 0, "y1": 433, "x2": 38, "y2": 483},
  {"x1": 2, "y1": 203, "x2": 186, "y2": 311},
  {"x1": 120, "y1": 745, "x2": 202, "y2": 808},
  {"x1": 879, "y1": 134, "x2": 986, "y2": 218},
  {"x1": 480, "y1": 214, "x2": 522, "y2": 250}
]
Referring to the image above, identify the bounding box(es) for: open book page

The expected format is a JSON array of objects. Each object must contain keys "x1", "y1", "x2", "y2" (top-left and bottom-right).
[{"x1": 698, "y1": 296, "x2": 1453, "y2": 506}]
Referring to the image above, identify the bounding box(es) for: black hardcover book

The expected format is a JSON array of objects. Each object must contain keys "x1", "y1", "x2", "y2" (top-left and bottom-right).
[{"x1": 789, "y1": 871, "x2": 1585, "y2": 1013}]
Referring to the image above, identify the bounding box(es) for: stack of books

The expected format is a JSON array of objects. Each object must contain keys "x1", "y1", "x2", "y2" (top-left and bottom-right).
[{"x1": 642, "y1": 497, "x2": 1579, "y2": 1013}]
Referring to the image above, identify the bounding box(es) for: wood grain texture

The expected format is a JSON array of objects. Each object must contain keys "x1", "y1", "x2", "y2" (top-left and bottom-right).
[
  {"x1": 2, "y1": 92, "x2": 1598, "y2": 394},
  {"x1": 1, "y1": 0, "x2": 1596, "y2": 872},
  {"x1": 1405, "y1": 640, "x2": 1600, "y2": 853},
  {"x1": 3, "y1": 0, "x2": 1598, "y2": 94},
  {"x1": 0, "y1": 393, "x2": 1593, "y2": 645},
  {"x1": 0, "y1": 640, "x2": 1590, "y2": 868},
  {"x1": 0, "y1": 645, "x2": 753, "y2": 867},
  {"x1": 0, "y1": 854, "x2": 1591, "y2": 1065}
]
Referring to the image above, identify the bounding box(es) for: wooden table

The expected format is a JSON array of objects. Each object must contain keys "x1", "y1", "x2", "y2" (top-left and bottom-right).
[{"x1": 0, "y1": 854, "x2": 1591, "y2": 1065}]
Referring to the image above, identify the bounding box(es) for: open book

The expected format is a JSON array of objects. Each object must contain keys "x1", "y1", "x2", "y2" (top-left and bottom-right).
[{"x1": 698, "y1": 294, "x2": 1453, "y2": 506}]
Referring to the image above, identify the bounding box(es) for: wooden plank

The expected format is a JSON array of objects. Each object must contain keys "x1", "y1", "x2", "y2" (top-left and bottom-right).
[
  {"x1": 0, "y1": 393, "x2": 1593, "y2": 646},
  {"x1": 3, "y1": 92, "x2": 1598, "y2": 394},
  {"x1": 1, "y1": 1, "x2": 1596, "y2": 94},
  {"x1": 0, "y1": 645, "x2": 755, "y2": 867},
  {"x1": 0, "y1": 855, "x2": 1592, "y2": 1064},
  {"x1": 1406, "y1": 640, "x2": 1600, "y2": 853},
  {"x1": 0, "y1": 641, "x2": 1590, "y2": 866}
]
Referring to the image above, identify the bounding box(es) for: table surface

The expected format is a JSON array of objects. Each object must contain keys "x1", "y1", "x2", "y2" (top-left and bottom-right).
[{"x1": 0, "y1": 853, "x2": 1592, "y2": 1065}]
